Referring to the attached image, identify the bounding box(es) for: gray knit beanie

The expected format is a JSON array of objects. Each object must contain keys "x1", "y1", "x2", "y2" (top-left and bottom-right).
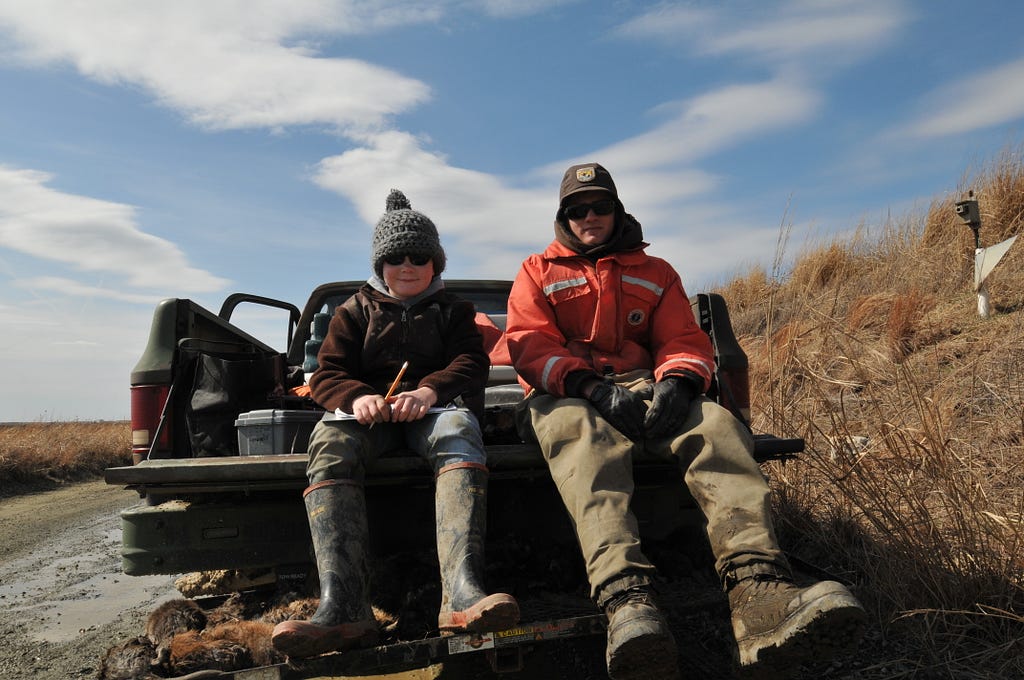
[{"x1": 371, "y1": 189, "x2": 446, "y2": 276}]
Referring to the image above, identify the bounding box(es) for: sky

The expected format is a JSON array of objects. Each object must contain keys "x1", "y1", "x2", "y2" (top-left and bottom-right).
[{"x1": 1, "y1": 0, "x2": 1023, "y2": 422}]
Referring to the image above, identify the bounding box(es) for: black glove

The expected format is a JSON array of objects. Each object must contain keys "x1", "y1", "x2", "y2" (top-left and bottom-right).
[
  {"x1": 644, "y1": 376, "x2": 698, "y2": 439},
  {"x1": 587, "y1": 381, "x2": 648, "y2": 441}
]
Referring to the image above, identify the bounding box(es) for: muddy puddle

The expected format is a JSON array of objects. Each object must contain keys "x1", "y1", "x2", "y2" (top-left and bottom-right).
[{"x1": 0, "y1": 506, "x2": 177, "y2": 643}]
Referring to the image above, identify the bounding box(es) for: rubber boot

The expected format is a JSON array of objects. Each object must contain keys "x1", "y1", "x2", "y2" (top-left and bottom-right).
[
  {"x1": 271, "y1": 480, "x2": 378, "y2": 658},
  {"x1": 603, "y1": 585, "x2": 679, "y2": 680},
  {"x1": 435, "y1": 462, "x2": 520, "y2": 634},
  {"x1": 728, "y1": 569, "x2": 866, "y2": 676}
]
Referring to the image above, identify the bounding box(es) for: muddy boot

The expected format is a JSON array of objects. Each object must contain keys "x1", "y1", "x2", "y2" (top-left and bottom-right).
[
  {"x1": 271, "y1": 480, "x2": 378, "y2": 658},
  {"x1": 728, "y1": 569, "x2": 866, "y2": 677},
  {"x1": 603, "y1": 585, "x2": 679, "y2": 680},
  {"x1": 435, "y1": 463, "x2": 519, "y2": 634}
]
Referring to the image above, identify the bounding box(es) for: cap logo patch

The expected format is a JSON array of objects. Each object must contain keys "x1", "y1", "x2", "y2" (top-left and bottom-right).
[
  {"x1": 576, "y1": 167, "x2": 596, "y2": 183},
  {"x1": 627, "y1": 309, "x2": 645, "y2": 326}
]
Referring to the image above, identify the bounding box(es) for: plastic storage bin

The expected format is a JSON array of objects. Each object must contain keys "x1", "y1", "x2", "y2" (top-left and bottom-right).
[{"x1": 235, "y1": 409, "x2": 323, "y2": 455}]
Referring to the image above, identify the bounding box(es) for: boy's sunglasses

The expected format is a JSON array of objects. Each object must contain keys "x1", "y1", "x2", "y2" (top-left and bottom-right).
[
  {"x1": 563, "y1": 198, "x2": 616, "y2": 221},
  {"x1": 384, "y1": 253, "x2": 432, "y2": 266}
]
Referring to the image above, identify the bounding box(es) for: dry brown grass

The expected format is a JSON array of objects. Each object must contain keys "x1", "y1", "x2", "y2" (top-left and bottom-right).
[
  {"x1": 726, "y1": 145, "x2": 1024, "y2": 677},
  {"x1": 0, "y1": 420, "x2": 131, "y2": 493}
]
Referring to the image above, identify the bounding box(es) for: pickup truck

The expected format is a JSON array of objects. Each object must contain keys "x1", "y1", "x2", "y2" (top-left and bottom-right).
[{"x1": 105, "y1": 279, "x2": 804, "y2": 676}]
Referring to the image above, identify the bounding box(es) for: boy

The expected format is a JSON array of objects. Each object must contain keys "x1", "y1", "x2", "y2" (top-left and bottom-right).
[{"x1": 272, "y1": 190, "x2": 519, "y2": 658}]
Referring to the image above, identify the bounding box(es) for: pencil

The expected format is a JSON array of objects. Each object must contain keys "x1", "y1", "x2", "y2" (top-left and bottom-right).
[
  {"x1": 370, "y1": 361, "x2": 409, "y2": 430},
  {"x1": 384, "y1": 361, "x2": 409, "y2": 400}
]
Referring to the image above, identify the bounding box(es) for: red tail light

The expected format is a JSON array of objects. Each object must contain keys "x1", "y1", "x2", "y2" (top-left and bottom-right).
[{"x1": 131, "y1": 384, "x2": 171, "y2": 464}]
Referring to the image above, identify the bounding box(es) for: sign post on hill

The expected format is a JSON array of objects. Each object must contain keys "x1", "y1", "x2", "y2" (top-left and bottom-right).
[{"x1": 955, "y1": 191, "x2": 1017, "y2": 318}]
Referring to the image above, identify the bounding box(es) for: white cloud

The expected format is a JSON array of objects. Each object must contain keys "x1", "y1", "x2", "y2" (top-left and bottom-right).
[
  {"x1": 0, "y1": 0, "x2": 432, "y2": 133},
  {"x1": 617, "y1": 0, "x2": 909, "y2": 67},
  {"x1": 476, "y1": 0, "x2": 574, "y2": 19},
  {"x1": 14, "y1": 277, "x2": 164, "y2": 305},
  {"x1": 311, "y1": 74, "x2": 825, "y2": 284},
  {"x1": 313, "y1": 130, "x2": 553, "y2": 253},
  {"x1": 908, "y1": 57, "x2": 1024, "y2": 138},
  {"x1": 580, "y1": 79, "x2": 821, "y2": 172},
  {"x1": 0, "y1": 166, "x2": 227, "y2": 294}
]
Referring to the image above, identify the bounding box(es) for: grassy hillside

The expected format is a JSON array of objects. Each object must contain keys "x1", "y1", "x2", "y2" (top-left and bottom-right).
[{"x1": 720, "y1": 146, "x2": 1024, "y2": 677}]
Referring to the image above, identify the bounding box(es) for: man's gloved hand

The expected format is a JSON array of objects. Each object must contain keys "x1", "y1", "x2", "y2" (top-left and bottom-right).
[
  {"x1": 644, "y1": 376, "x2": 698, "y2": 439},
  {"x1": 587, "y1": 381, "x2": 648, "y2": 441}
]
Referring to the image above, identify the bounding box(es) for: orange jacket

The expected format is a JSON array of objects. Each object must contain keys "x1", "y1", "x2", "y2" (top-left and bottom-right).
[{"x1": 506, "y1": 241, "x2": 714, "y2": 397}]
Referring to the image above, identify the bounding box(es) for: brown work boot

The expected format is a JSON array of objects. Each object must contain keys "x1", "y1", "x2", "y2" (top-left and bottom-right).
[
  {"x1": 603, "y1": 587, "x2": 679, "y2": 680},
  {"x1": 728, "y1": 576, "x2": 866, "y2": 677}
]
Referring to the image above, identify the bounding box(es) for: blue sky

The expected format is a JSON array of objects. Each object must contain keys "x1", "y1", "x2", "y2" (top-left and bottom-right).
[{"x1": 1, "y1": 0, "x2": 1022, "y2": 421}]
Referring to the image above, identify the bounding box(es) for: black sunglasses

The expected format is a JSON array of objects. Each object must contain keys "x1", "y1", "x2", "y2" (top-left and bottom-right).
[
  {"x1": 563, "y1": 198, "x2": 616, "y2": 221},
  {"x1": 384, "y1": 253, "x2": 432, "y2": 266}
]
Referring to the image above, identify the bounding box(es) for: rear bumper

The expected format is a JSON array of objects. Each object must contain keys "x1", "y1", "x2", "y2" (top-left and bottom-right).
[
  {"x1": 120, "y1": 497, "x2": 310, "y2": 576},
  {"x1": 107, "y1": 437, "x2": 802, "y2": 576}
]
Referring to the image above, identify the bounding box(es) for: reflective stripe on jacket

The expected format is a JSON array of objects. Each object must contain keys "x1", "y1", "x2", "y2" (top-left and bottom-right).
[{"x1": 506, "y1": 240, "x2": 714, "y2": 396}]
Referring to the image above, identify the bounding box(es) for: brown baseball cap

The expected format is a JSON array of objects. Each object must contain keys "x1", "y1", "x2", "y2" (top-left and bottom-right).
[{"x1": 559, "y1": 163, "x2": 618, "y2": 205}]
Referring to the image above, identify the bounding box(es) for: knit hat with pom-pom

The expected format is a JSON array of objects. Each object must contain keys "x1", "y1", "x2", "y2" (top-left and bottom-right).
[{"x1": 371, "y1": 189, "x2": 446, "y2": 276}]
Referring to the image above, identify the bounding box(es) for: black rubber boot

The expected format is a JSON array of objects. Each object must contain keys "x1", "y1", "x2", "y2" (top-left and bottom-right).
[
  {"x1": 271, "y1": 480, "x2": 378, "y2": 658},
  {"x1": 603, "y1": 585, "x2": 679, "y2": 680},
  {"x1": 435, "y1": 463, "x2": 520, "y2": 634},
  {"x1": 727, "y1": 568, "x2": 866, "y2": 677}
]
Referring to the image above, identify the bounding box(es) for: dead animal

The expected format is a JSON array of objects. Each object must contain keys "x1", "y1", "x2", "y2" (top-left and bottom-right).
[
  {"x1": 167, "y1": 620, "x2": 281, "y2": 673},
  {"x1": 145, "y1": 598, "x2": 208, "y2": 667},
  {"x1": 205, "y1": 620, "x2": 281, "y2": 667},
  {"x1": 96, "y1": 635, "x2": 157, "y2": 680},
  {"x1": 204, "y1": 591, "x2": 247, "y2": 627},
  {"x1": 258, "y1": 596, "x2": 320, "y2": 624}
]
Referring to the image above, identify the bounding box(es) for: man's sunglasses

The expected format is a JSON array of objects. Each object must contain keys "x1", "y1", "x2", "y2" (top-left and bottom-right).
[
  {"x1": 384, "y1": 253, "x2": 432, "y2": 266},
  {"x1": 563, "y1": 198, "x2": 616, "y2": 221}
]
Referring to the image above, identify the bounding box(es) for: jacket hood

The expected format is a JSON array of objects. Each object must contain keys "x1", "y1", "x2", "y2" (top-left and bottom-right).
[{"x1": 554, "y1": 205, "x2": 646, "y2": 257}]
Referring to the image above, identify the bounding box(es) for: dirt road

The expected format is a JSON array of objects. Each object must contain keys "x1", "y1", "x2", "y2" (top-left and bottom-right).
[{"x1": 0, "y1": 480, "x2": 178, "y2": 680}]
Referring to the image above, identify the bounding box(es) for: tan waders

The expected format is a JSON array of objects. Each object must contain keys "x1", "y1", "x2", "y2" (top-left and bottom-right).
[{"x1": 519, "y1": 377, "x2": 865, "y2": 678}]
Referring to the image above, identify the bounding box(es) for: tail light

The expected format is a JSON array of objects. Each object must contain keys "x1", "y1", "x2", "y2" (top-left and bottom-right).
[{"x1": 131, "y1": 384, "x2": 171, "y2": 464}]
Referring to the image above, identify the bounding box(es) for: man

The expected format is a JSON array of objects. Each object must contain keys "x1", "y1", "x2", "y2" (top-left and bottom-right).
[{"x1": 506, "y1": 163, "x2": 865, "y2": 679}]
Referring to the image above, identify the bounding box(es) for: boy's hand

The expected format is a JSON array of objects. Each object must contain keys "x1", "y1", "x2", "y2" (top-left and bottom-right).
[
  {"x1": 352, "y1": 394, "x2": 392, "y2": 425},
  {"x1": 387, "y1": 386, "x2": 438, "y2": 422}
]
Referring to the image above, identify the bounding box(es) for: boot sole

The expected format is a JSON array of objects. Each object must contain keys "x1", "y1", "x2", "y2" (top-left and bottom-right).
[
  {"x1": 271, "y1": 620, "x2": 378, "y2": 659},
  {"x1": 439, "y1": 594, "x2": 521, "y2": 634},
  {"x1": 737, "y1": 587, "x2": 866, "y2": 677},
  {"x1": 606, "y1": 610, "x2": 679, "y2": 680}
]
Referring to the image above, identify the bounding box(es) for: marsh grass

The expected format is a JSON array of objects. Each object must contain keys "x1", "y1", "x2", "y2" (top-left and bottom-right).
[
  {"x1": 0, "y1": 420, "x2": 130, "y2": 494},
  {"x1": 731, "y1": 146, "x2": 1024, "y2": 676}
]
